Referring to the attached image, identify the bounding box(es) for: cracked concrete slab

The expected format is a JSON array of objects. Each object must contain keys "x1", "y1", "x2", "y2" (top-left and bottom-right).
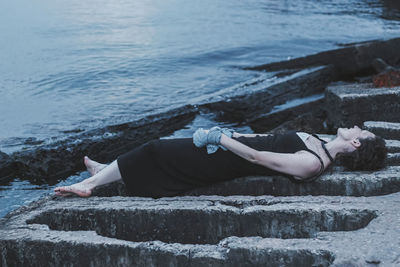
[{"x1": 1, "y1": 192, "x2": 399, "y2": 266}]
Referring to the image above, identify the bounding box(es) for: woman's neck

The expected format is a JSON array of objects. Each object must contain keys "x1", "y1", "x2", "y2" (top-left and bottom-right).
[{"x1": 324, "y1": 138, "x2": 349, "y2": 159}]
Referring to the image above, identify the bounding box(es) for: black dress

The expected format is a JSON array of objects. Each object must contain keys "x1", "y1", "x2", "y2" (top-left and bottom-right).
[{"x1": 117, "y1": 130, "x2": 324, "y2": 198}]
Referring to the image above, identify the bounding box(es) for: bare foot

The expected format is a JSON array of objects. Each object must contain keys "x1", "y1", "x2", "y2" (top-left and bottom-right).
[
  {"x1": 54, "y1": 182, "x2": 93, "y2": 197},
  {"x1": 84, "y1": 156, "x2": 107, "y2": 176}
]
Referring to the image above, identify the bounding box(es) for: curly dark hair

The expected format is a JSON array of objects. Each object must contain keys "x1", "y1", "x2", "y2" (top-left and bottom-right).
[{"x1": 338, "y1": 135, "x2": 388, "y2": 171}]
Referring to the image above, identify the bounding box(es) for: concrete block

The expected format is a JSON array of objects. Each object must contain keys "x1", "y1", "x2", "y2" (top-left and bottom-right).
[
  {"x1": 363, "y1": 121, "x2": 400, "y2": 140},
  {"x1": 325, "y1": 83, "x2": 400, "y2": 129},
  {"x1": 200, "y1": 65, "x2": 337, "y2": 122},
  {"x1": 247, "y1": 94, "x2": 325, "y2": 133},
  {"x1": 246, "y1": 37, "x2": 400, "y2": 78}
]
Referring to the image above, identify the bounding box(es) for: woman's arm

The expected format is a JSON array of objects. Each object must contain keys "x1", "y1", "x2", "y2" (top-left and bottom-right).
[
  {"x1": 232, "y1": 132, "x2": 272, "y2": 138},
  {"x1": 219, "y1": 134, "x2": 321, "y2": 179},
  {"x1": 203, "y1": 130, "x2": 271, "y2": 138}
]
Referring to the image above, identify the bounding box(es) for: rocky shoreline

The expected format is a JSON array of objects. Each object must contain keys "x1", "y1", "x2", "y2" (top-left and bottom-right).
[{"x1": 1, "y1": 37, "x2": 400, "y2": 266}]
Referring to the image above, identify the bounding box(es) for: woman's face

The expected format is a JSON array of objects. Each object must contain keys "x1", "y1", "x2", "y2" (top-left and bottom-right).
[{"x1": 337, "y1": 125, "x2": 375, "y2": 141}]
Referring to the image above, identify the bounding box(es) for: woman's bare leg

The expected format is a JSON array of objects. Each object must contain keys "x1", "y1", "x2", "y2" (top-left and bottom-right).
[
  {"x1": 84, "y1": 156, "x2": 108, "y2": 176},
  {"x1": 54, "y1": 159, "x2": 122, "y2": 197}
]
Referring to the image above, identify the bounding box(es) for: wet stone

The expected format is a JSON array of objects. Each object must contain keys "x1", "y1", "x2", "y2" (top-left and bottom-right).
[
  {"x1": 0, "y1": 151, "x2": 14, "y2": 182},
  {"x1": 246, "y1": 37, "x2": 400, "y2": 78},
  {"x1": 200, "y1": 65, "x2": 336, "y2": 123}
]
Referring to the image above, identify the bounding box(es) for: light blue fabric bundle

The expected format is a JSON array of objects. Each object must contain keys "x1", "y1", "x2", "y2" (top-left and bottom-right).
[{"x1": 193, "y1": 126, "x2": 234, "y2": 154}]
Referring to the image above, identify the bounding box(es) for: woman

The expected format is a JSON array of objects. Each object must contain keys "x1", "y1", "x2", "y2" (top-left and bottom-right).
[{"x1": 54, "y1": 125, "x2": 387, "y2": 197}]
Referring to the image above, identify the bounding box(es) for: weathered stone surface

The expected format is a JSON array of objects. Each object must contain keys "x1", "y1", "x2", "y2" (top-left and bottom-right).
[
  {"x1": 187, "y1": 166, "x2": 400, "y2": 197},
  {"x1": 386, "y1": 139, "x2": 400, "y2": 153},
  {"x1": 387, "y1": 152, "x2": 400, "y2": 166},
  {"x1": 200, "y1": 65, "x2": 337, "y2": 122},
  {"x1": 325, "y1": 83, "x2": 400, "y2": 129},
  {"x1": 363, "y1": 121, "x2": 400, "y2": 140},
  {"x1": 372, "y1": 58, "x2": 400, "y2": 88},
  {"x1": 246, "y1": 37, "x2": 400, "y2": 78},
  {"x1": 373, "y1": 70, "x2": 400, "y2": 88},
  {"x1": 267, "y1": 111, "x2": 327, "y2": 135},
  {"x1": 0, "y1": 151, "x2": 14, "y2": 184},
  {"x1": 372, "y1": 58, "x2": 393, "y2": 74},
  {"x1": 246, "y1": 94, "x2": 326, "y2": 133},
  {"x1": 1, "y1": 193, "x2": 399, "y2": 266},
  {"x1": 25, "y1": 200, "x2": 376, "y2": 244}
]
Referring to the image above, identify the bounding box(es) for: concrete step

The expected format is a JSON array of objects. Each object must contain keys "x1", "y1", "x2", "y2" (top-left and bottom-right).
[
  {"x1": 325, "y1": 83, "x2": 400, "y2": 129},
  {"x1": 387, "y1": 152, "x2": 400, "y2": 166},
  {"x1": 0, "y1": 227, "x2": 334, "y2": 267},
  {"x1": 363, "y1": 121, "x2": 400, "y2": 140},
  {"x1": 26, "y1": 202, "x2": 375, "y2": 245},
  {"x1": 1, "y1": 193, "x2": 399, "y2": 266},
  {"x1": 187, "y1": 166, "x2": 400, "y2": 197},
  {"x1": 91, "y1": 166, "x2": 400, "y2": 198}
]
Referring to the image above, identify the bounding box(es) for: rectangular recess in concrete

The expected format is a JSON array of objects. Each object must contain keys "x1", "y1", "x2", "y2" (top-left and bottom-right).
[{"x1": 26, "y1": 206, "x2": 376, "y2": 245}]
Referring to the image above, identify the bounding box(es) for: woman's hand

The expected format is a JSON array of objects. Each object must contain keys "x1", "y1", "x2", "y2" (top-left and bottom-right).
[
  {"x1": 193, "y1": 128, "x2": 208, "y2": 147},
  {"x1": 192, "y1": 127, "x2": 234, "y2": 153},
  {"x1": 207, "y1": 126, "x2": 224, "y2": 145},
  {"x1": 193, "y1": 126, "x2": 222, "y2": 147}
]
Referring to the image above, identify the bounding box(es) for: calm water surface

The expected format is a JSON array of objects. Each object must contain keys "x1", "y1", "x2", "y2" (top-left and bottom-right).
[{"x1": 1, "y1": 0, "x2": 400, "y2": 217}]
